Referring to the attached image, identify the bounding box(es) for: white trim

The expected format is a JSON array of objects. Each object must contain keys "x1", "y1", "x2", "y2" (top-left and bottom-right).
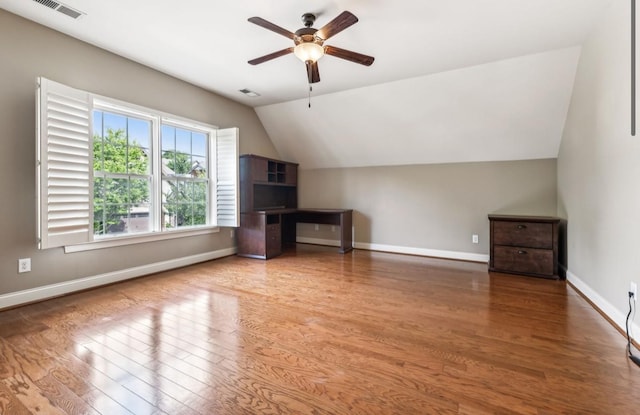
[
  {"x1": 296, "y1": 237, "x2": 489, "y2": 263},
  {"x1": 65, "y1": 226, "x2": 220, "y2": 253},
  {"x1": 356, "y1": 242, "x2": 489, "y2": 263},
  {"x1": 93, "y1": 97, "x2": 219, "y2": 131},
  {"x1": 566, "y1": 269, "x2": 640, "y2": 342},
  {"x1": 0, "y1": 248, "x2": 236, "y2": 310},
  {"x1": 296, "y1": 237, "x2": 341, "y2": 247},
  {"x1": 162, "y1": 115, "x2": 218, "y2": 132}
]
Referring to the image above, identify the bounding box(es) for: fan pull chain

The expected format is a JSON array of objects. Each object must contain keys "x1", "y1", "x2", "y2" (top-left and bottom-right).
[{"x1": 308, "y1": 84, "x2": 312, "y2": 108}]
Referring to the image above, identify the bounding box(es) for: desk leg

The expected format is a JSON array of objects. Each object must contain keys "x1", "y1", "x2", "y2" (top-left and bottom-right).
[{"x1": 339, "y1": 212, "x2": 353, "y2": 253}]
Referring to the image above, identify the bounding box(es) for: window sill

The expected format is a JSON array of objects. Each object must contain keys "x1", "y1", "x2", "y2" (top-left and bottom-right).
[{"x1": 64, "y1": 226, "x2": 221, "y2": 253}]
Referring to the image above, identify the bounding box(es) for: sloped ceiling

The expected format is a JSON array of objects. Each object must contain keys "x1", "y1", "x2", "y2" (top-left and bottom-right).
[
  {"x1": 0, "y1": 0, "x2": 613, "y2": 168},
  {"x1": 257, "y1": 47, "x2": 582, "y2": 169}
]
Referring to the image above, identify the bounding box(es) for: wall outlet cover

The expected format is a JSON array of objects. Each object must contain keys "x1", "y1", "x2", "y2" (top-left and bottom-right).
[{"x1": 18, "y1": 258, "x2": 31, "y2": 273}]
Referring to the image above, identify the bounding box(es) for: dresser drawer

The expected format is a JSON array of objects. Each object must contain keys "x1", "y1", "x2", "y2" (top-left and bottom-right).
[
  {"x1": 492, "y1": 221, "x2": 553, "y2": 249},
  {"x1": 493, "y1": 245, "x2": 554, "y2": 276}
]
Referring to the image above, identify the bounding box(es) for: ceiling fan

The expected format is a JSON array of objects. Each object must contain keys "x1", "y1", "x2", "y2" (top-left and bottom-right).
[{"x1": 247, "y1": 11, "x2": 375, "y2": 84}]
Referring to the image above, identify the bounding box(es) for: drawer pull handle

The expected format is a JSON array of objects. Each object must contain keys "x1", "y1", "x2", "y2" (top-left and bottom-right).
[
  {"x1": 517, "y1": 250, "x2": 527, "y2": 255},
  {"x1": 516, "y1": 224, "x2": 527, "y2": 229}
]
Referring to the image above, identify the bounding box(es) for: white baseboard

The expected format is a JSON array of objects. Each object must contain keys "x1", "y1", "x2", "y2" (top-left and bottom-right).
[
  {"x1": 566, "y1": 269, "x2": 640, "y2": 342},
  {"x1": 296, "y1": 237, "x2": 489, "y2": 263},
  {"x1": 0, "y1": 247, "x2": 237, "y2": 310},
  {"x1": 356, "y1": 242, "x2": 489, "y2": 263},
  {"x1": 296, "y1": 237, "x2": 341, "y2": 247}
]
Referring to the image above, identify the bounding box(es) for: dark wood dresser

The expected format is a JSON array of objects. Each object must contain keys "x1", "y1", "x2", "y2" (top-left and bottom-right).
[{"x1": 488, "y1": 215, "x2": 562, "y2": 280}]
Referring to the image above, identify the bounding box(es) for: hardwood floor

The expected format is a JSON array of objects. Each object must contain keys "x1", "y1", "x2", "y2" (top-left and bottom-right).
[{"x1": 1, "y1": 244, "x2": 638, "y2": 414}]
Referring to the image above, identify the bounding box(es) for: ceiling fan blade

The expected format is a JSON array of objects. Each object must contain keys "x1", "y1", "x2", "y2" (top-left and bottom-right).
[
  {"x1": 248, "y1": 48, "x2": 294, "y2": 65},
  {"x1": 248, "y1": 17, "x2": 295, "y2": 39},
  {"x1": 316, "y1": 11, "x2": 359, "y2": 41},
  {"x1": 324, "y1": 45, "x2": 375, "y2": 66},
  {"x1": 306, "y1": 61, "x2": 321, "y2": 84}
]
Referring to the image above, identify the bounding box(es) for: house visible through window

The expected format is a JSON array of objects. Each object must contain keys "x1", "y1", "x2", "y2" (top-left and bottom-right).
[
  {"x1": 161, "y1": 124, "x2": 209, "y2": 230},
  {"x1": 36, "y1": 77, "x2": 239, "y2": 250},
  {"x1": 93, "y1": 110, "x2": 152, "y2": 236}
]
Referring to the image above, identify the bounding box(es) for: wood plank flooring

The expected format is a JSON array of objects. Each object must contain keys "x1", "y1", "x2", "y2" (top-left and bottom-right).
[{"x1": 1, "y1": 244, "x2": 639, "y2": 414}]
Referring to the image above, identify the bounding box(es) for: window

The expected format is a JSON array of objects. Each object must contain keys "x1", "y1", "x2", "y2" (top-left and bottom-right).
[
  {"x1": 93, "y1": 110, "x2": 152, "y2": 236},
  {"x1": 161, "y1": 124, "x2": 209, "y2": 230},
  {"x1": 36, "y1": 77, "x2": 238, "y2": 250}
]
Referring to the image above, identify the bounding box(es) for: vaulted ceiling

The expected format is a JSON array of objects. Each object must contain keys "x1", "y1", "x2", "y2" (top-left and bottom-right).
[{"x1": 0, "y1": 0, "x2": 613, "y2": 168}]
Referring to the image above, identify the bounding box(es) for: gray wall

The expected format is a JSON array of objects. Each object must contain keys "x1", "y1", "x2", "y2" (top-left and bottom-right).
[
  {"x1": 298, "y1": 159, "x2": 558, "y2": 255},
  {"x1": 557, "y1": 1, "x2": 640, "y2": 324},
  {"x1": 0, "y1": 10, "x2": 278, "y2": 295}
]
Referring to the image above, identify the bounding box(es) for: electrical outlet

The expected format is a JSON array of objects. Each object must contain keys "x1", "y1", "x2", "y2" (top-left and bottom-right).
[
  {"x1": 18, "y1": 258, "x2": 31, "y2": 273},
  {"x1": 472, "y1": 234, "x2": 479, "y2": 244},
  {"x1": 331, "y1": 226, "x2": 336, "y2": 232},
  {"x1": 230, "y1": 229, "x2": 234, "y2": 239},
  {"x1": 314, "y1": 224, "x2": 319, "y2": 231},
  {"x1": 631, "y1": 282, "x2": 638, "y2": 300}
]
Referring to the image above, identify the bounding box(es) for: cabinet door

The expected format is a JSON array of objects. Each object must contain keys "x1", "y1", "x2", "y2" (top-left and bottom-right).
[
  {"x1": 237, "y1": 213, "x2": 267, "y2": 258},
  {"x1": 285, "y1": 163, "x2": 297, "y2": 185},
  {"x1": 265, "y1": 223, "x2": 282, "y2": 258},
  {"x1": 251, "y1": 157, "x2": 268, "y2": 182}
]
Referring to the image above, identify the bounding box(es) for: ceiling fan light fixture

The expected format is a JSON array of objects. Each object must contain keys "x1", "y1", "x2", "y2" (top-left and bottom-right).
[{"x1": 294, "y1": 42, "x2": 325, "y2": 63}]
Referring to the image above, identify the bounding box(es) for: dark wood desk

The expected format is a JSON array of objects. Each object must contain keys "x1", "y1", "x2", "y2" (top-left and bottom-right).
[
  {"x1": 238, "y1": 155, "x2": 353, "y2": 259},
  {"x1": 296, "y1": 209, "x2": 353, "y2": 254},
  {"x1": 237, "y1": 208, "x2": 353, "y2": 259}
]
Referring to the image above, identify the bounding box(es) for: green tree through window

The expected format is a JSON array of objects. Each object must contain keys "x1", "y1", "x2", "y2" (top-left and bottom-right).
[
  {"x1": 161, "y1": 125, "x2": 208, "y2": 229},
  {"x1": 93, "y1": 112, "x2": 151, "y2": 236}
]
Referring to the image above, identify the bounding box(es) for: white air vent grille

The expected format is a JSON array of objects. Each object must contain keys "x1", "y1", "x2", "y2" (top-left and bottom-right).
[
  {"x1": 34, "y1": 0, "x2": 60, "y2": 9},
  {"x1": 32, "y1": 0, "x2": 84, "y2": 19},
  {"x1": 239, "y1": 89, "x2": 260, "y2": 97},
  {"x1": 56, "y1": 5, "x2": 82, "y2": 19}
]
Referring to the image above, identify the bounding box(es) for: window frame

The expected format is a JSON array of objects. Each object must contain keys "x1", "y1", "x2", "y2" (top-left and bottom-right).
[
  {"x1": 91, "y1": 103, "x2": 156, "y2": 238},
  {"x1": 37, "y1": 77, "x2": 238, "y2": 252},
  {"x1": 159, "y1": 118, "x2": 214, "y2": 232}
]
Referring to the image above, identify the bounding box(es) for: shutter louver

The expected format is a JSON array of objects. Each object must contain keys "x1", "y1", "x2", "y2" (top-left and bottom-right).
[
  {"x1": 215, "y1": 128, "x2": 239, "y2": 227},
  {"x1": 37, "y1": 78, "x2": 92, "y2": 249}
]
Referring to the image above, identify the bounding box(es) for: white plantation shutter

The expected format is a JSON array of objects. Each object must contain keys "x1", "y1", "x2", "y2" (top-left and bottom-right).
[
  {"x1": 215, "y1": 128, "x2": 239, "y2": 227},
  {"x1": 37, "y1": 78, "x2": 92, "y2": 249}
]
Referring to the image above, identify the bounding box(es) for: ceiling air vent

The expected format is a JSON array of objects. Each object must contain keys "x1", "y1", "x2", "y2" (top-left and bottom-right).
[
  {"x1": 239, "y1": 89, "x2": 260, "y2": 97},
  {"x1": 33, "y1": 0, "x2": 59, "y2": 9},
  {"x1": 32, "y1": 0, "x2": 85, "y2": 19},
  {"x1": 56, "y1": 5, "x2": 83, "y2": 19}
]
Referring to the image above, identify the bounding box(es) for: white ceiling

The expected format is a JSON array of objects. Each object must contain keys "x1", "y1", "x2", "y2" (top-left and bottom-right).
[
  {"x1": 0, "y1": 0, "x2": 613, "y2": 168},
  {"x1": 257, "y1": 47, "x2": 581, "y2": 169}
]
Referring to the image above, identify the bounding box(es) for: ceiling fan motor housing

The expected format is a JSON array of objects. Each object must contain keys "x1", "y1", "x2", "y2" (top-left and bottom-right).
[
  {"x1": 294, "y1": 27, "x2": 322, "y2": 45},
  {"x1": 295, "y1": 13, "x2": 324, "y2": 46},
  {"x1": 301, "y1": 13, "x2": 316, "y2": 28}
]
